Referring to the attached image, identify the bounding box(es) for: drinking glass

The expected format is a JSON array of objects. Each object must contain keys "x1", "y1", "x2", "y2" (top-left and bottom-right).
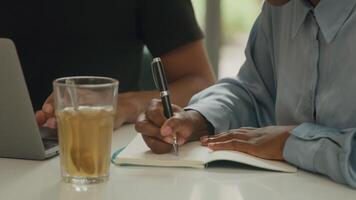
[{"x1": 53, "y1": 76, "x2": 118, "y2": 184}]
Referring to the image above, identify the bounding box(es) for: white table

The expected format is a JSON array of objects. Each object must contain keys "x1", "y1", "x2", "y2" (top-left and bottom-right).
[{"x1": 0, "y1": 125, "x2": 355, "y2": 200}]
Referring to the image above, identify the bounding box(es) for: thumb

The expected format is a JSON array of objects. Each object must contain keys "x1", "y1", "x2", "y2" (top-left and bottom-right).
[
  {"x1": 160, "y1": 114, "x2": 193, "y2": 145},
  {"x1": 42, "y1": 94, "x2": 55, "y2": 116}
]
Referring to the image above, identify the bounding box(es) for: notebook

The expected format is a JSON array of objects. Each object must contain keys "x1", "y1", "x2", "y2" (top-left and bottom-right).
[{"x1": 112, "y1": 135, "x2": 297, "y2": 172}]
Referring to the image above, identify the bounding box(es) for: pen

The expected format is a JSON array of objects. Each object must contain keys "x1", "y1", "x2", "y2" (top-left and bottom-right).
[{"x1": 151, "y1": 57, "x2": 178, "y2": 156}]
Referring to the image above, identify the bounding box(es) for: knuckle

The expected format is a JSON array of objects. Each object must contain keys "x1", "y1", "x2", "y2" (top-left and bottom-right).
[
  {"x1": 134, "y1": 121, "x2": 144, "y2": 132},
  {"x1": 220, "y1": 132, "x2": 234, "y2": 140},
  {"x1": 147, "y1": 99, "x2": 159, "y2": 111},
  {"x1": 146, "y1": 104, "x2": 156, "y2": 113},
  {"x1": 231, "y1": 139, "x2": 241, "y2": 151},
  {"x1": 254, "y1": 132, "x2": 263, "y2": 137},
  {"x1": 135, "y1": 112, "x2": 145, "y2": 121},
  {"x1": 229, "y1": 129, "x2": 239, "y2": 133},
  {"x1": 174, "y1": 112, "x2": 191, "y2": 125},
  {"x1": 150, "y1": 98, "x2": 161, "y2": 107},
  {"x1": 170, "y1": 115, "x2": 183, "y2": 124},
  {"x1": 231, "y1": 139, "x2": 240, "y2": 146},
  {"x1": 150, "y1": 98, "x2": 160, "y2": 104},
  {"x1": 227, "y1": 132, "x2": 235, "y2": 138},
  {"x1": 168, "y1": 115, "x2": 185, "y2": 125},
  {"x1": 146, "y1": 108, "x2": 159, "y2": 120},
  {"x1": 252, "y1": 138, "x2": 263, "y2": 146},
  {"x1": 225, "y1": 131, "x2": 233, "y2": 136}
]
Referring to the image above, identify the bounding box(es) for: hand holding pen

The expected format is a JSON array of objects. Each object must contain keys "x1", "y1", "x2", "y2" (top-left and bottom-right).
[
  {"x1": 135, "y1": 97, "x2": 212, "y2": 154},
  {"x1": 151, "y1": 57, "x2": 179, "y2": 155}
]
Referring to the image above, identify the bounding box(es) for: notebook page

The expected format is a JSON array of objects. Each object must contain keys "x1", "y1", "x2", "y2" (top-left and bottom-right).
[
  {"x1": 113, "y1": 135, "x2": 210, "y2": 168},
  {"x1": 206, "y1": 150, "x2": 297, "y2": 172}
]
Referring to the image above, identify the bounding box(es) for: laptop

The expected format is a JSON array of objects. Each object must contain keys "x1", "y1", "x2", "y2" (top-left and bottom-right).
[{"x1": 0, "y1": 38, "x2": 59, "y2": 160}]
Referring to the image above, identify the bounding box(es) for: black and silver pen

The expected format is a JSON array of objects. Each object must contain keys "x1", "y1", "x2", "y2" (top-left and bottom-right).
[{"x1": 151, "y1": 57, "x2": 178, "y2": 156}]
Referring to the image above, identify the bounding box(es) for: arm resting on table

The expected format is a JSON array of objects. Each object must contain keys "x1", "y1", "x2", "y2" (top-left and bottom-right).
[{"x1": 284, "y1": 123, "x2": 356, "y2": 188}]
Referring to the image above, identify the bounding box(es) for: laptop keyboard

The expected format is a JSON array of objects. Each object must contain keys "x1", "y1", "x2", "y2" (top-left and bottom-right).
[
  {"x1": 39, "y1": 127, "x2": 58, "y2": 150},
  {"x1": 43, "y1": 139, "x2": 58, "y2": 150}
]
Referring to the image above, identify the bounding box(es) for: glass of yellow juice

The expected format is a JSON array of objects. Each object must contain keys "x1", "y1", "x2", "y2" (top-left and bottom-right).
[{"x1": 53, "y1": 76, "x2": 118, "y2": 184}]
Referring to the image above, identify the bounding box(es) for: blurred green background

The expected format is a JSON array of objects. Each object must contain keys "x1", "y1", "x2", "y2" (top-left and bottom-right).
[
  {"x1": 192, "y1": 0, "x2": 261, "y2": 44},
  {"x1": 139, "y1": 0, "x2": 262, "y2": 89}
]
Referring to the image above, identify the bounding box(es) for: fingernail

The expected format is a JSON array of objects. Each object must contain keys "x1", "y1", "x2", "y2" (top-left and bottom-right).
[
  {"x1": 163, "y1": 137, "x2": 173, "y2": 144},
  {"x1": 207, "y1": 143, "x2": 216, "y2": 149},
  {"x1": 161, "y1": 126, "x2": 172, "y2": 136},
  {"x1": 200, "y1": 137, "x2": 208, "y2": 142}
]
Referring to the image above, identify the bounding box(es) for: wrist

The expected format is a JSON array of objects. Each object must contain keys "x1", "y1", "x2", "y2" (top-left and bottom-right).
[
  {"x1": 285, "y1": 125, "x2": 297, "y2": 134},
  {"x1": 186, "y1": 110, "x2": 214, "y2": 140},
  {"x1": 117, "y1": 92, "x2": 144, "y2": 123}
]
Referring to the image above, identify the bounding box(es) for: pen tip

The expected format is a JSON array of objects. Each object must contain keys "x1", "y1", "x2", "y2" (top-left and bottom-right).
[{"x1": 173, "y1": 144, "x2": 179, "y2": 156}]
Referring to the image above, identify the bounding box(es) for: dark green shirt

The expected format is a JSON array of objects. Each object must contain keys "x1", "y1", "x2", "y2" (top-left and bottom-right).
[{"x1": 0, "y1": 0, "x2": 203, "y2": 110}]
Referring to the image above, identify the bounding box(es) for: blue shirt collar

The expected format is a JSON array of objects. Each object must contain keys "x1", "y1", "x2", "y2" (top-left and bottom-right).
[
  {"x1": 292, "y1": 0, "x2": 356, "y2": 43},
  {"x1": 292, "y1": 0, "x2": 311, "y2": 39}
]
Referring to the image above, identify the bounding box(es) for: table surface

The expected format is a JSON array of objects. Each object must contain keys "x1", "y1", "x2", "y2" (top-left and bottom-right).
[{"x1": 0, "y1": 125, "x2": 355, "y2": 200}]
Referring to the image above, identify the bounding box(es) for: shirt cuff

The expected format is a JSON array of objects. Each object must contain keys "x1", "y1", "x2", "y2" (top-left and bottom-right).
[
  {"x1": 185, "y1": 103, "x2": 231, "y2": 134},
  {"x1": 283, "y1": 123, "x2": 326, "y2": 172}
]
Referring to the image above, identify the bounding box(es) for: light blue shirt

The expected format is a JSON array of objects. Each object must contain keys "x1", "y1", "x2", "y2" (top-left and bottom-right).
[{"x1": 187, "y1": 0, "x2": 356, "y2": 188}]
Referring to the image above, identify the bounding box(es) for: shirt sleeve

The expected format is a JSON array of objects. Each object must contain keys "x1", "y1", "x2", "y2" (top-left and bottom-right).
[
  {"x1": 284, "y1": 123, "x2": 356, "y2": 188},
  {"x1": 186, "y1": 4, "x2": 276, "y2": 133},
  {"x1": 138, "y1": 0, "x2": 203, "y2": 57}
]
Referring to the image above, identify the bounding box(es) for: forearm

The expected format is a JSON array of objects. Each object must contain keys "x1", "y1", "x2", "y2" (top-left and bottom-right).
[
  {"x1": 119, "y1": 74, "x2": 214, "y2": 123},
  {"x1": 169, "y1": 74, "x2": 214, "y2": 106},
  {"x1": 186, "y1": 77, "x2": 276, "y2": 133},
  {"x1": 118, "y1": 39, "x2": 215, "y2": 127},
  {"x1": 283, "y1": 123, "x2": 356, "y2": 188}
]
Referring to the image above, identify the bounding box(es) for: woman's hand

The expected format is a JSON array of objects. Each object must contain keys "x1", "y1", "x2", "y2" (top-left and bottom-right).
[
  {"x1": 135, "y1": 99, "x2": 211, "y2": 154},
  {"x1": 201, "y1": 126, "x2": 297, "y2": 160}
]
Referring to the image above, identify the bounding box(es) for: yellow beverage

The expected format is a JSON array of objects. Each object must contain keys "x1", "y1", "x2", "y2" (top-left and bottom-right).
[{"x1": 56, "y1": 106, "x2": 114, "y2": 179}]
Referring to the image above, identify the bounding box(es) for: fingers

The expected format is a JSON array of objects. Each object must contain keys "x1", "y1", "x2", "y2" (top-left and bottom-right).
[
  {"x1": 200, "y1": 129, "x2": 255, "y2": 146},
  {"x1": 42, "y1": 103, "x2": 54, "y2": 116},
  {"x1": 42, "y1": 94, "x2": 55, "y2": 116},
  {"x1": 136, "y1": 98, "x2": 188, "y2": 142},
  {"x1": 160, "y1": 118, "x2": 180, "y2": 144},
  {"x1": 200, "y1": 128, "x2": 263, "y2": 156},
  {"x1": 35, "y1": 94, "x2": 57, "y2": 128},
  {"x1": 144, "y1": 99, "x2": 183, "y2": 126},
  {"x1": 136, "y1": 110, "x2": 194, "y2": 146},
  {"x1": 35, "y1": 111, "x2": 47, "y2": 126},
  {"x1": 161, "y1": 113, "x2": 194, "y2": 145},
  {"x1": 46, "y1": 117, "x2": 57, "y2": 129},
  {"x1": 135, "y1": 113, "x2": 161, "y2": 139},
  {"x1": 137, "y1": 112, "x2": 193, "y2": 145},
  {"x1": 144, "y1": 99, "x2": 168, "y2": 126},
  {"x1": 200, "y1": 126, "x2": 292, "y2": 161},
  {"x1": 135, "y1": 98, "x2": 192, "y2": 154},
  {"x1": 141, "y1": 135, "x2": 172, "y2": 154},
  {"x1": 207, "y1": 139, "x2": 253, "y2": 154},
  {"x1": 238, "y1": 127, "x2": 257, "y2": 133}
]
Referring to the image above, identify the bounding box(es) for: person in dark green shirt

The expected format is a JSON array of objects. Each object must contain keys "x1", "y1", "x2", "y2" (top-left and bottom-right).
[{"x1": 0, "y1": 0, "x2": 215, "y2": 129}]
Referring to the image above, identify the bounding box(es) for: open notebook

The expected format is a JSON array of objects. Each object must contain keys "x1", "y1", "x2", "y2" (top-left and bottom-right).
[{"x1": 112, "y1": 135, "x2": 297, "y2": 172}]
